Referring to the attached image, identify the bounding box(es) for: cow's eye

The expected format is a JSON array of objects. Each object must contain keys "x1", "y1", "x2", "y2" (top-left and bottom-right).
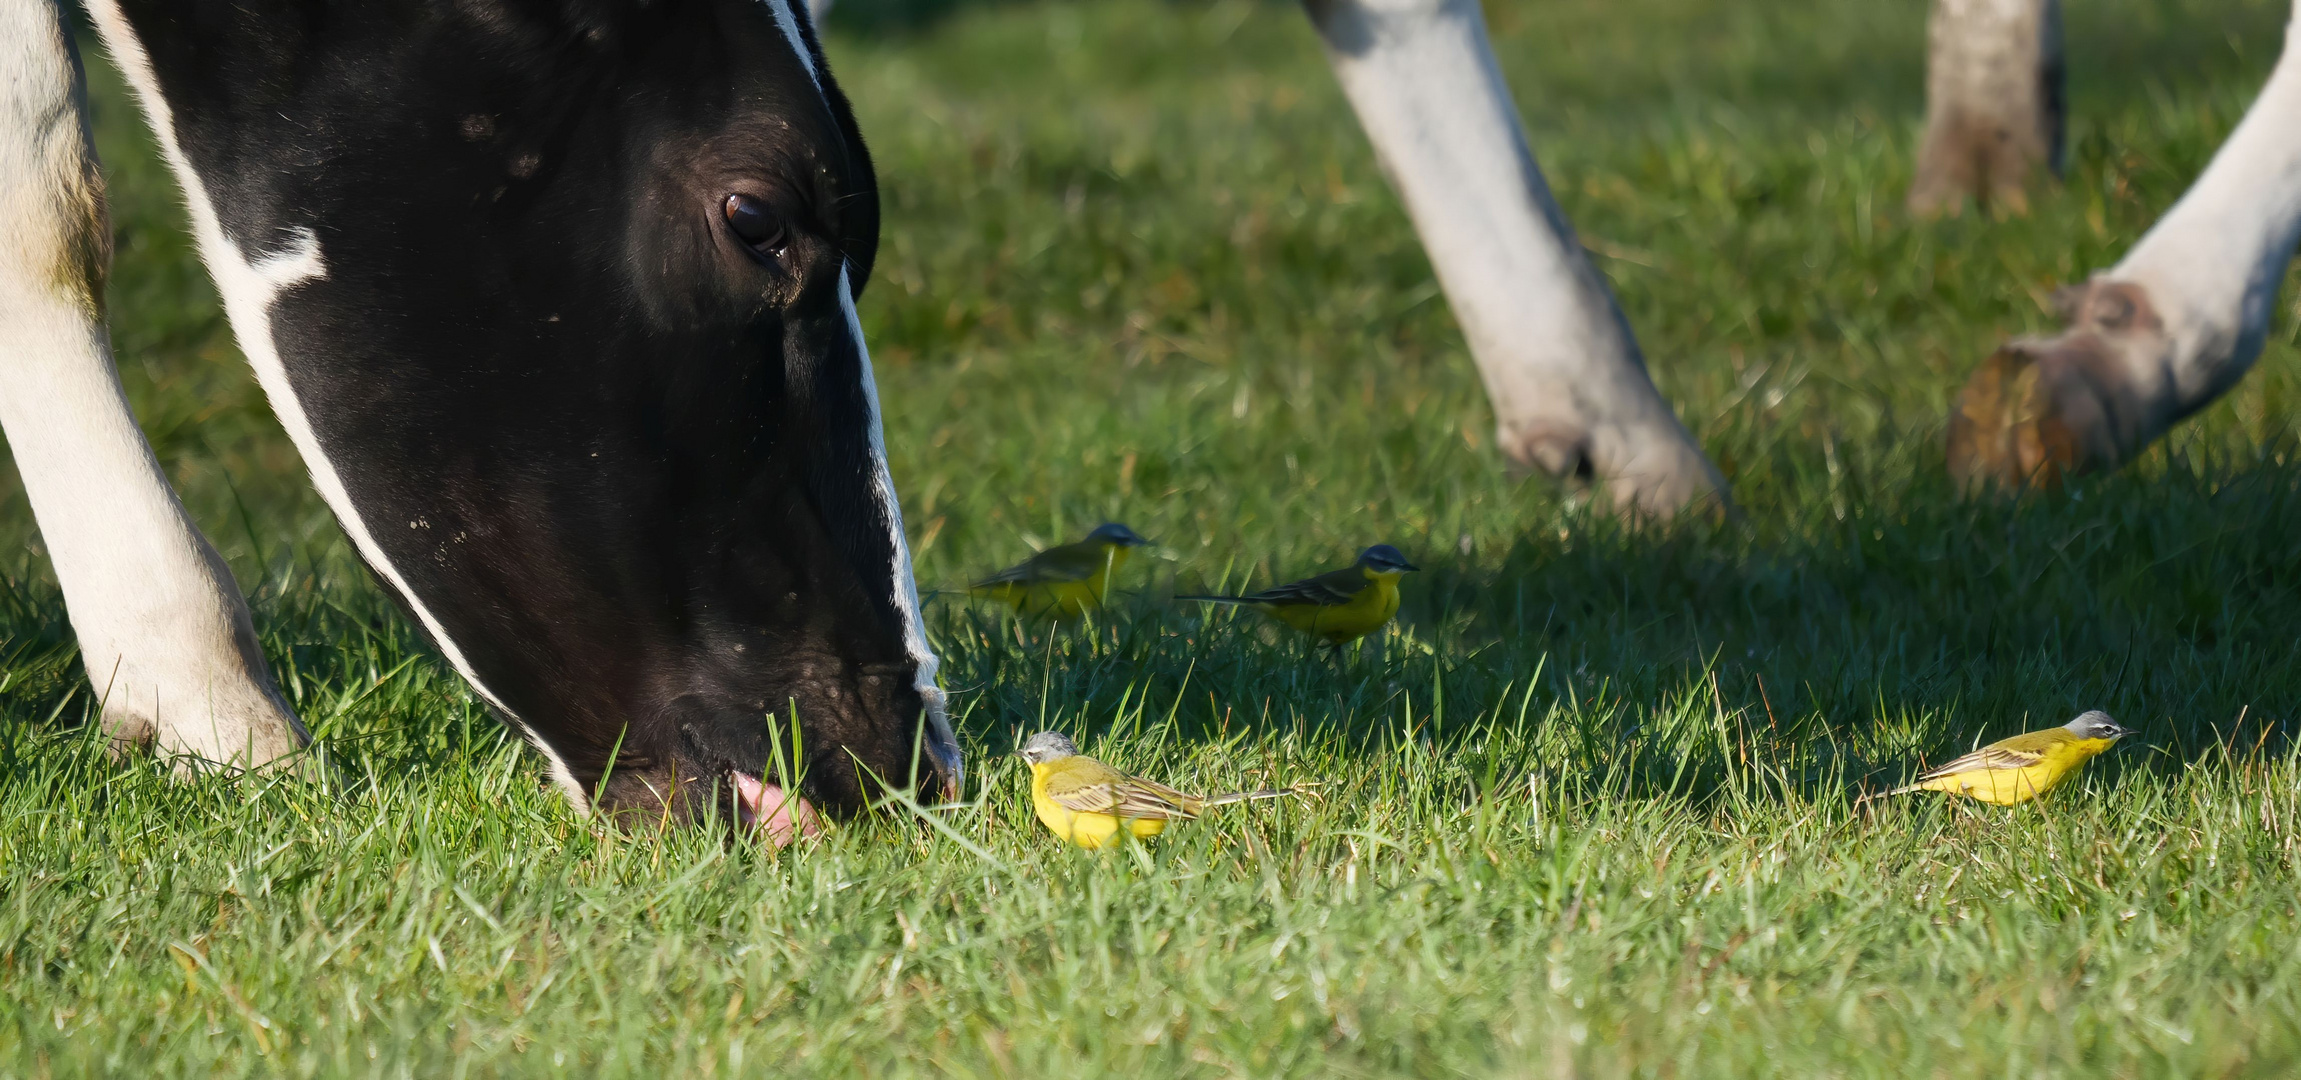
[{"x1": 722, "y1": 194, "x2": 787, "y2": 258}]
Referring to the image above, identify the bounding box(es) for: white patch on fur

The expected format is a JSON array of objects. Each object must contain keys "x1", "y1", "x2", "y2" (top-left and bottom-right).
[
  {"x1": 837, "y1": 267, "x2": 953, "y2": 777},
  {"x1": 87, "y1": 3, "x2": 588, "y2": 808},
  {"x1": 767, "y1": 0, "x2": 960, "y2": 792},
  {"x1": 761, "y1": 0, "x2": 819, "y2": 84},
  {"x1": 0, "y1": 1, "x2": 304, "y2": 767}
]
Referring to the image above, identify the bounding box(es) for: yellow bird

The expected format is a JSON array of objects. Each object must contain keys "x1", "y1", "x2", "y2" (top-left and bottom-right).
[
  {"x1": 1862, "y1": 711, "x2": 2134, "y2": 807},
  {"x1": 1014, "y1": 731, "x2": 1293, "y2": 849},
  {"x1": 1178, "y1": 544, "x2": 1419, "y2": 645},
  {"x1": 967, "y1": 523, "x2": 1150, "y2": 620}
]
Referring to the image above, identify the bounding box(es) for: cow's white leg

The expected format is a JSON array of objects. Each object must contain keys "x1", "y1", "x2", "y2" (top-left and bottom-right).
[
  {"x1": 0, "y1": 3, "x2": 306, "y2": 767},
  {"x1": 1301, "y1": 0, "x2": 1726, "y2": 518},
  {"x1": 1948, "y1": 3, "x2": 2301, "y2": 490},
  {"x1": 1909, "y1": 0, "x2": 2065, "y2": 217}
]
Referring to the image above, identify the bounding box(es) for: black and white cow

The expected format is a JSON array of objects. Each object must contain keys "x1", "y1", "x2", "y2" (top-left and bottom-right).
[
  {"x1": 6, "y1": 0, "x2": 2296, "y2": 836},
  {"x1": 0, "y1": 0, "x2": 961, "y2": 841}
]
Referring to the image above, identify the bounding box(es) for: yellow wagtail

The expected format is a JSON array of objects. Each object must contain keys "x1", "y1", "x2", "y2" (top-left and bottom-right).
[
  {"x1": 1179, "y1": 544, "x2": 1419, "y2": 645},
  {"x1": 1861, "y1": 710, "x2": 2133, "y2": 807},
  {"x1": 1015, "y1": 731, "x2": 1293, "y2": 849},
  {"x1": 967, "y1": 522, "x2": 1149, "y2": 620}
]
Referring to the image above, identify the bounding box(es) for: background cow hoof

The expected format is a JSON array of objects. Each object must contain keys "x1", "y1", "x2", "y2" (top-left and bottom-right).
[
  {"x1": 1509, "y1": 421, "x2": 1730, "y2": 522},
  {"x1": 1604, "y1": 438, "x2": 1734, "y2": 522},
  {"x1": 1946, "y1": 281, "x2": 2162, "y2": 495},
  {"x1": 1946, "y1": 343, "x2": 2086, "y2": 492},
  {"x1": 1505, "y1": 421, "x2": 1732, "y2": 523}
]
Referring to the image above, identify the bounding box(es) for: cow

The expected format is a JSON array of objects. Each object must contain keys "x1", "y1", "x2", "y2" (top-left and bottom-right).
[{"x1": 0, "y1": 0, "x2": 962, "y2": 842}]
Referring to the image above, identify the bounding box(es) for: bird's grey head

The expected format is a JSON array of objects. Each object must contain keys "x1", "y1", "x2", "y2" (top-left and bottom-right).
[
  {"x1": 1016, "y1": 731, "x2": 1081, "y2": 764},
  {"x1": 2064, "y1": 711, "x2": 2132, "y2": 741},
  {"x1": 1358, "y1": 544, "x2": 1421, "y2": 573},
  {"x1": 1086, "y1": 522, "x2": 1150, "y2": 547}
]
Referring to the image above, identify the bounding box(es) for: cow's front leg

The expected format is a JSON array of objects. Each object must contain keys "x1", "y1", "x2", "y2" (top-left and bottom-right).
[
  {"x1": 1947, "y1": 3, "x2": 2301, "y2": 491},
  {"x1": 1301, "y1": 0, "x2": 1727, "y2": 519},
  {"x1": 0, "y1": 4, "x2": 306, "y2": 768}
]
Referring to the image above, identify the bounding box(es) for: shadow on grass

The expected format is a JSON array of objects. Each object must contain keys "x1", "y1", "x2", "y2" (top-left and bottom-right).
[
  {"x1": 931, "y1": 446, "x2": 2301, "y2": 812},
  {"x1": 3, "y1": 457, "x2": 2295, "y2": 824}
]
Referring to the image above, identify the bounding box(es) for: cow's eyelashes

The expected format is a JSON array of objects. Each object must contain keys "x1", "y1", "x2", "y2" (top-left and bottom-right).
[{"x1": 721, "y1": 194, "x2": 788, "y2": 260}]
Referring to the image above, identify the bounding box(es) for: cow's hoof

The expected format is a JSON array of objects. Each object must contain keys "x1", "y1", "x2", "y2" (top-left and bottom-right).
[
  {"x1": 1603, "y1": 436, "x2": 1734, "y2": 521},
  {"x1": 1504, "y1": 419, "x2": 1732, "y2": 523},
  {"x1": 1946, "y1": 281, "x2": 2161, "y2": 495}
]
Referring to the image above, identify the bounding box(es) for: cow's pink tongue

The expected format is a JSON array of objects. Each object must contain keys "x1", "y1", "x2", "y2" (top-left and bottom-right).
[{"x1": 731, "y1": 771, "x2": 821, "y2": 848}]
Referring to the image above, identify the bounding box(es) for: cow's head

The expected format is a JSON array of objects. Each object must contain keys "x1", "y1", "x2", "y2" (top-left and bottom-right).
[{"x1": 92, "y1": 0, "x2": 962, "y2": 834}]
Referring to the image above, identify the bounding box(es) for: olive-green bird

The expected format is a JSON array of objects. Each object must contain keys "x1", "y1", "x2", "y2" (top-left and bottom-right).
[
  {"x1": 1860, "y1": 710, "x2": 2134, "y2": 807},
  {"x1": 1178, "y1": 544, "x2": 1419, "y2": 645},
  {"x1": 967, "y1": 523, "x2": 1149, "y2": 620},
  {"x1": 1015, "y1": 731, "x2": 1294, "y2": 849}
]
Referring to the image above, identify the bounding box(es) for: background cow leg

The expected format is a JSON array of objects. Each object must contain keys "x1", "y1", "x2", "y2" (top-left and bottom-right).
[
  {"x1": 1908, "y1": 0, "x2": 2065, "y2": 217},
  {"x1": 0, "y1": 3, "x2": 307, "y2": 769},
  {"x1": 1948, "y1": 2, "x2": 2301, "y2": 491},
  {"x1": 1301, "y1": 0, "x2": 1726, "y2": 519}
]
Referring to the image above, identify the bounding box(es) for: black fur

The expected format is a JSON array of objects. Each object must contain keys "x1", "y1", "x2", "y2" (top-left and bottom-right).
[{"x1": 109, "y1": 0, "x2": 953, "y2": 823}]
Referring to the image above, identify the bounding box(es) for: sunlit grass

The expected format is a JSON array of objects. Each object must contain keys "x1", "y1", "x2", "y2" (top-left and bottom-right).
[{"x1": 4, "y1": 0, "x2": 2300, "y2": 1074}]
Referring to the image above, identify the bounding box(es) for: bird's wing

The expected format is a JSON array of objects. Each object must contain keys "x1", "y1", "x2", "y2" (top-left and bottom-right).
[
  {"x1": 1044, "y1": 777, "x2": 1121, "y2": 814},
  {"x1": 972, "y1": 541, "x2": 1101, "y2": 588},
  {"x1": 1240, "y1": 568, "x2": 1369, "y2": 608},
  {"x1": 1108, "y1": 777, "x2": 1199, "y2": 820},
  {"x1": 1916, "y1": 733, "x2": 2059, "y2": 779},
  {"x1": 1043, "y1": 763, "x2": 1196, "y2": 820}
]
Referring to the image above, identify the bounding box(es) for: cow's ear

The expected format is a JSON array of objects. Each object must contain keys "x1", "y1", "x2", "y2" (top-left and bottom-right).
[{"x1": 792, "y1": 13, "x2": 878, "y2": 299}]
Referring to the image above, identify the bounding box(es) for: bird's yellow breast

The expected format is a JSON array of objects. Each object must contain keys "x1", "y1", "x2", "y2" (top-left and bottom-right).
[
  {"x1": 1265, "y1": 570, "x2": 1402, "y2": 643},
  {"x1": 1028, "y1": 762, "x2": 1166, "y2": 849},
  {"x1": 1918, "y1": 737, "x2": 2115, "y2": 806},
  {"x1": 980, "y1": 545, "x2": 1131, "y2": 620}
]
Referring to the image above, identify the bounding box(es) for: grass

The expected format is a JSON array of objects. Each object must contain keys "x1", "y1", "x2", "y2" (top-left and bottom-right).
[{"x1": 6, "y1": 0, "x2": 2301, "y2": 1073}]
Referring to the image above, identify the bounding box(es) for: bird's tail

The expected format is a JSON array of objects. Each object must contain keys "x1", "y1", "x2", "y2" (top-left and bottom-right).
[
  {"x1": 1201, "y1": 788, "x2": 1301, "y2": 807},
  {"x1": 1175, "y1": 594, "x2": 1252, "y2": 606},
  {"x1": 1853, "y1": 783, "x2": 1923, "y2": 807}
]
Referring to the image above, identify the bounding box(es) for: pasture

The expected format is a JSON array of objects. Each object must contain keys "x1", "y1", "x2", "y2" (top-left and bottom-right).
[{"x1": 6, "y1": 0, "x2": 2301, "y2": 1073}]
